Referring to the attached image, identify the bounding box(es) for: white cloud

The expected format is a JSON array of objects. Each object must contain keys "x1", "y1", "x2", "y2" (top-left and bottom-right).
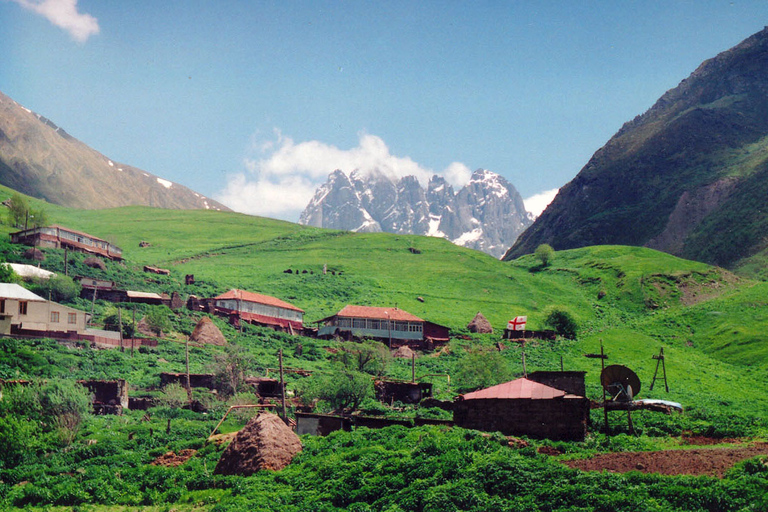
[
  {"x1": 217, "y1": 130, "x2": 473, "y2": 220},
  {"x1": 524, "y1": 188, "x2": 559, "y2": 218},
  {"x1": 12, "y1": 0, "x2": 99, "y2": 43}
]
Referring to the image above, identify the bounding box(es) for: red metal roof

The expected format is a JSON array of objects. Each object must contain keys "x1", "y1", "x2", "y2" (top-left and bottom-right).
[
  {"x1": 214, "y1": 289, "x2": 304, "y2": 313},
  {"x1": 335, "y1": 305, "x2": 424, "y2": 322},
  {"x1": 461, "y1": 378, "x2": 575, "y2": 400}
]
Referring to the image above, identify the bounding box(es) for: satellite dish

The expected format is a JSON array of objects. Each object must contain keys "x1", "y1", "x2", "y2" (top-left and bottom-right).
[{"x1": 601, "y1": 365, "x2": 641, "y2": 401}]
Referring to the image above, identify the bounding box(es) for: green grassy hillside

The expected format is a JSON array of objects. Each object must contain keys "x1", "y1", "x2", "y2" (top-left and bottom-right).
[{"x1": 2, "y1": 189, "x2": 768, "y2": 511}]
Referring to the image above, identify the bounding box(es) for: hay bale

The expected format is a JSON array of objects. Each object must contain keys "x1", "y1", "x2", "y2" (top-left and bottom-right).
[
  {"x1": 23, "y1": 248, "x2": 45, "y2": 262},
  {"x1": 214, "y1": 413, "x2": 302, "y2": 475},
  {"x1": 83, "y1": 257, "x2": 106, "y2": 270},
  {"x1": 189, "y1": 317, "x2": 227, "y2": 346},
  {"x1": 392, "y1": 345, "x2": 415, "y2": 359},
  {"x1": 467, "y1": 312, "x2": 493, "y2": 334}
]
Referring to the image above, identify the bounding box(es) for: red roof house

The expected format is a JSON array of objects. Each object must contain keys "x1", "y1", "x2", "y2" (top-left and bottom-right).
[
  {"x1": 214, "y1": 289, "x2": 304, "y2": 333},
  {"x1": 317, "y1": 305, "x2": 449, "y2": 348}
]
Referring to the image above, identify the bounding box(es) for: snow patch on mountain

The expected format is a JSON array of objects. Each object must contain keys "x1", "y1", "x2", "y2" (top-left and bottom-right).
[{"x1": 300, "y1": 168, "x2": 532, "y2": 258}]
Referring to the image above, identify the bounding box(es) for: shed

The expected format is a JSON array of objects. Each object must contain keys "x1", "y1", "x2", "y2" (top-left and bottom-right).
[{"x1": 452, "y1": 377, "x2": 589, "y2": 441}]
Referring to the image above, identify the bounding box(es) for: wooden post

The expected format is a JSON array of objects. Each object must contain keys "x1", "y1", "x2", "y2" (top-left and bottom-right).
[
  {"x1": 650, "y1": 347, "x2": 669, "y2": 392},
  {"x1": 118, "y1": 307, "x2": 124, "y2": 352},
  {"x1": 411, "y1": 352, "x2": 416, "y2": 383},
  {"x1": 279, "y1": 349, "x2": 287, "y2": 423},
  {"x1": 185, "y1": 339, "x2": 192, "y2": 403},
  {"x1": 89, "y1": 287, "x2": 97, "y2": 326},
  {"x1": 601, "y1": 340, "x2": 608, "y2": 433},
  {"x1": 64, "y1": 248, "x2": 68, "y2": 277},
  {"x1": 560, "y1": 354, "x2": 564, "y2": 371},
  {"x1": 131, "y1": 306, "x2": 136, "y2": 356},
  {"x1": 521, "y1": 342, "x2": 527, "y2": 377}
]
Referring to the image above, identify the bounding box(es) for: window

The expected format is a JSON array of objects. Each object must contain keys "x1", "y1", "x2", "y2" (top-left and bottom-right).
[
  {"x1": 353, "y1": 318, "x2": 366, "y2": 329},
  {"x1": 0, "y1": 299, "x2": 4, "y2": 314},
  {"x1": 68, "y1": 313, "x2": 77, "y2": 324},
  {"x1": 18, "y1": 301, "x2": 27, "y2": 315},
  {"x1": 50, "y1": 311, "x2": 60, "y2": 323}
]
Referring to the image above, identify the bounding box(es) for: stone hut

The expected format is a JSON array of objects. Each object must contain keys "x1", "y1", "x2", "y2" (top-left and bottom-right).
[{"x1": 452, "y1": 377, "x2": 588, "y2": 441}]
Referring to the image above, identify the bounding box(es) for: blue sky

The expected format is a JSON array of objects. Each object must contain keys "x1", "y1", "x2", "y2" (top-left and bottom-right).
[{"x1": 3, "y1": 1, "x2": 768, "y2": 219}]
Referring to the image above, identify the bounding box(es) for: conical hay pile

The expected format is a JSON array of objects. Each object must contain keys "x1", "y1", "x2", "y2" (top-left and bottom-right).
[
  {"x1": 214, "y1": 413, "x2": 302, "y2": 475},
  {"x1": 467, "y1": 312, "x2": 493, "y2": 333},
  {"x1": 189, "y1": 316, "x2": 227, "y2": 346},
  {"x1": 392, "y1": 345, "x2": 415, "y2": 359}
]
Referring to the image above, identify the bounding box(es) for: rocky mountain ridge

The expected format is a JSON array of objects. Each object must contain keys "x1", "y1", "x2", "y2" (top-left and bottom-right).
[
  {"x1": 0, "y1": 91, "x2": 229, "y2": 211},
  {"x1": 300, "y1": 168, "x2": 532, "y2": 258}
]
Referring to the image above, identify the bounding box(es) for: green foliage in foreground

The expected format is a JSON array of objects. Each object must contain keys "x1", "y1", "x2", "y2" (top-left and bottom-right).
[{"x1": 2, "y1": 423, "x2": 768, "y2": 512}]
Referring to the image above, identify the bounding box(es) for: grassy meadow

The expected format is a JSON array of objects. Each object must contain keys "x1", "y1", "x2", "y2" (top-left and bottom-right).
[{"x1": 1, "y1": 187, "x2": 768, "y2": 510}]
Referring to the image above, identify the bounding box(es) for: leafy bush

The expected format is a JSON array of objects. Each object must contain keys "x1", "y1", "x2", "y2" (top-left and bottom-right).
[
  {"x1": 156, "y1": 382, "x2": 189, "y2": 408},
  {"x1": 334, "y1": 340, "x2": 392, "y2": 376},
  {"x1": 544, "y1": 306, "x2": 578, "y2": 339},
  {"x1": 534, "y1": 243, "x2": 555, "y2": 267},
  {"x1": 30, "y1": 275, "x2": 81, "y2": 302},
  {"x1": 454, "y1": 349, "x2": 513, "y2": 393},
  {"x1": 295, "y1": 370, "x2": 372, "y2": 412}
]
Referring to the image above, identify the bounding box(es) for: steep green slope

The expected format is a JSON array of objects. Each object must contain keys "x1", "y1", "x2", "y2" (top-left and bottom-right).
[{"x1": 505, "y1": 27, "x2": 768, "y2": 273}]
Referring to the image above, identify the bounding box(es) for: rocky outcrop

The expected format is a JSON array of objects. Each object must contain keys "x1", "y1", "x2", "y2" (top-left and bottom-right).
[{"x1": 300, "y1": 168, "x2": 532, "y2": 258}]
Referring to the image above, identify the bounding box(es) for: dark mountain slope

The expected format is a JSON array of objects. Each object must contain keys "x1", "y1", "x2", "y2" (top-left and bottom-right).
[
  {"x1": 0, "y1": 91, "x2": 229, "y2": 211},
  {"x1": 504, "y1": 27, "x2": 768, "y2": 268}
]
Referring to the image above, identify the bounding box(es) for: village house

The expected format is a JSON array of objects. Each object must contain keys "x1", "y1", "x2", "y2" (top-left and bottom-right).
[
  {"x1": 0, "y1": 283, "x2": 88, "y2": 336},
  {"x1": 316, "y1": 305, "x2": 450, "y2": 348},
  {"x1": 452, "y1": 375, "x2": 589, "y2": 441},
  {"x1": 10, "y1": 225, "x2": 122, "y2": 260},
  {"x1": 213, "y1": 289, "x2": 304, "y2": 333},
  {"x1": 0, "y1": 283, "x2": 121, "y2": 346}
]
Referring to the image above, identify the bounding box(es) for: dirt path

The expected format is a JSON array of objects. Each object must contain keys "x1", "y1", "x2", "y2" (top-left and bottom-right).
[{"x1": 563, "y1": 442, "x2": 768, "y2": 478}]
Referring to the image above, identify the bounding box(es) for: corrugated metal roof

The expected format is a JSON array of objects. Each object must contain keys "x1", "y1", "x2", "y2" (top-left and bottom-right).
[
  {"x1": 5, "y1": 263, "x2": 55, "y2": 280},
  {"x1": 461, "y1": 378, "x2": 575, "y2": 400},
  {"x1": 335, "y1": 305, "x2": 424, "y2": 322},
  {"x1": 126, "y1": 291, "x2": 163, "y2": 299},
  {"x1": 0, "y1": 283, "x2": 46, "y2": 301},
  {"x1": 215, "y1": 289, "x2": 304, "y2": 313}
]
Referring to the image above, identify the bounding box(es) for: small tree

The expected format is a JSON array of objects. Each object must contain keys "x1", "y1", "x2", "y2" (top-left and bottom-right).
[
  {"x1": 7, "y1": 193, "x2": 29, "y2": 228},
  {"x1": 454, "y1": 350, "x2": 513, "y2": 393},
  {"x1": 534, "y1": 244, "x2": 555, "y2": 267},
  {"x1": 295, "y1": 370, "x2": 372, "y2": 412},
  {"x1": 32, "y1": 274, "x2": 81, "y2": 302},
  {"x1": 544, "y1": 307, "x2": 578, "y2": 339},
  {"x1": 335, "y1": 340, "x2": 392, "y2": 376}
]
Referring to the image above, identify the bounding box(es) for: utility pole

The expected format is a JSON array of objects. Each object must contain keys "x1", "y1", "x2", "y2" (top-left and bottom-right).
[
  {"x1": 185, "y1": 338, "x2": 192, "y2": 403},
  {"x1": 118, "y1": 307, "x2": 124, "y2": 352},
  {"x1": 279, "y1": 349, "x2": 287, "y2": 423}
]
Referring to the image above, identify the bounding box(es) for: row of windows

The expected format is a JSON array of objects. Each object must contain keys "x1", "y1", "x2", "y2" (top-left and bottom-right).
[
  {"x1": 50, "y1": 311, "x2": 78, "y2": 324},
  {"x1": 336, "y1": 317, "x2": 423, "y2": 332},
  {"x1": 0, "y1": 299, "x2": 78, "y2": 324}
]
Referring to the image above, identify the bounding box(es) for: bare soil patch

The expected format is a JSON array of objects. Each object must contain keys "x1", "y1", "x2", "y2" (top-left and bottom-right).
[
  {"x1": 151, "y1": 449, "x2": 197, "y2": 467},
  {"x1": 563, "y1": 442, "x2": 768, "y2": 478}
]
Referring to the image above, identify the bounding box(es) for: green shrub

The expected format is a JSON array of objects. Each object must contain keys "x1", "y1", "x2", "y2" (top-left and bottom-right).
[
  {"x1": 544, "y1": 306, "x2": 578, "y2": 339},
  {"x1": 295, "y1": 370, "x2": 373, "y2": 412},
  {"x1": 454, "y1": 349, "x2": 513, "y2": 393}
]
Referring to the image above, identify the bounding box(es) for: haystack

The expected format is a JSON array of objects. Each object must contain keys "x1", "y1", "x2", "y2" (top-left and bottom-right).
[
  {"x1": 189, "y1": 317, "x2": 227, "y2": 346},
  {"x1": 392, "y1": 345, "x2": 415, "y2": 359},
  {"x1": 83, "y1": 257, "x2": 106, "y2": 270},
  {"x1": 467, "y1": 312, "x2": 493, "y2": 334},
  {"x1": 23, "y1": 248, "x2": 45, "y2": 262},
  {"x1": 214, "y1": 413, "x2": 302, "y2": 475}
]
